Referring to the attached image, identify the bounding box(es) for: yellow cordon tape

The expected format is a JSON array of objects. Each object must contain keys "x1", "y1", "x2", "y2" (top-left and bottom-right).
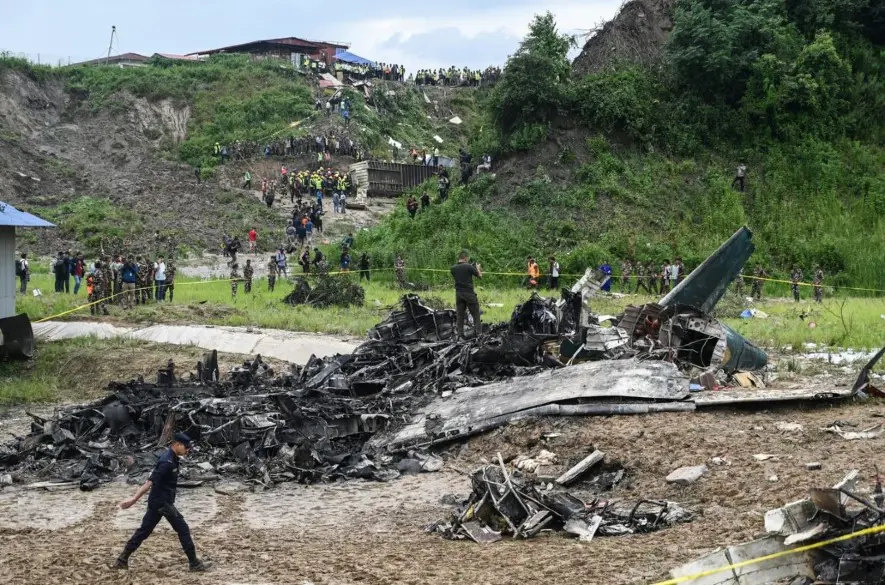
[
  {"x1": 650, "y1": 523, "x2": 885, "y2": 585},
  {"x1": 29, "y1": 266, "x2": 885, "y2": 324},
  {"x1": 33, "y1": 279, "x2": 236, "y2": 323}
]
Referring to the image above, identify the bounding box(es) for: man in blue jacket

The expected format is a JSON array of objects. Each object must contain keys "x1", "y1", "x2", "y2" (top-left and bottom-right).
[
  {"x1": 114, "y1": 433, "x2": 211, "y2": 572},
  {"x1": 120, "y1": 257, "x2": 139, "y2": 309}
]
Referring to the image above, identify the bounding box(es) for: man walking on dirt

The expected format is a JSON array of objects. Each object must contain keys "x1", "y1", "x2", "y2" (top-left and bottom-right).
[
  {"x1": 451, "y1": 251, "x2": 483, "y2": 339},
  {"x1": 115, "y1": 433, "x2": 211, "y2": 572}
]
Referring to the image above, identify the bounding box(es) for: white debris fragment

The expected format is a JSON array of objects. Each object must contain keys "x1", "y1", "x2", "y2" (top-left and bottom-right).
[
  {"x1": 666, "y1": 465, "x2": 708, "y2": 486},
  {"x1": 775, "y1": 422, "x2": 804, "y2": 432},
  {"x1": 822, "y1": 424, "x2": 883, "y2": 440}
]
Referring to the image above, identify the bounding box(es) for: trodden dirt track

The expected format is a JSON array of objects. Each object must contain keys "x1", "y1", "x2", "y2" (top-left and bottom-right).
[{"x1": 2, "y1": 389, "x2": 884, "y2": 585}]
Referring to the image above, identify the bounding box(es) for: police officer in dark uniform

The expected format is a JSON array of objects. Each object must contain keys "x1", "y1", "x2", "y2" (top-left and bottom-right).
[{"x1": 114, "y1": 433, "x2": 211, "y2": 572}]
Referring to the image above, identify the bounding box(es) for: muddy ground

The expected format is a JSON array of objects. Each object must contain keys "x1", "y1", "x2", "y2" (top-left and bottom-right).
[{"x1": 2, "y1": 359, "x2": 884, "y2": 585}]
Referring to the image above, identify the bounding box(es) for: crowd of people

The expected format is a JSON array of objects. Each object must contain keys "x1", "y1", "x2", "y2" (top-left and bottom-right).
[
  {"x1": 513, "y1": 258, "x2": 826, "y2": 303},
  {"x1": 16, "y1": 247, "x2": 180, "y2": 315},
  {"x1": 412, "y1": 66, "x2": 501, "y2": 87},
  {"x1": 250, "y1": 165, "x2": 354, "y2": 211},
  {"x1": 314, "y1": 61, "x2": 501, "y2": 87},
  {"x1": 211, "y1": 131, "x2": 363, "y2": 165},
  {"x1": 219, "y1": 160, "x2": 367, "y2": 296}
]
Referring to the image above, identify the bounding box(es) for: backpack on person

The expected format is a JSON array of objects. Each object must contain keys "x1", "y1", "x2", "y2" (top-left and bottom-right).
[{"x1": 15, "y1": 259, "x2": 23, "y2": 276}]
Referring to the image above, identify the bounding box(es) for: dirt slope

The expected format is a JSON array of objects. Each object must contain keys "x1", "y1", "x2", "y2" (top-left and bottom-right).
[
  {"x1": 0, "y1": 69, "x2": 281, "y2": 256},
  {"x1": 573, "y1": 0, "x2": 676, "y2": 75}
]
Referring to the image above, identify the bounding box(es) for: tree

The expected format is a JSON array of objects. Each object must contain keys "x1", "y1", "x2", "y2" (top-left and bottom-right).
[
  {"x1": 666, "y1": 0, "x2": 801, "y2": 105},
  {"x1": 489, "y1": 12, "x2": 574, "y2": 135}
]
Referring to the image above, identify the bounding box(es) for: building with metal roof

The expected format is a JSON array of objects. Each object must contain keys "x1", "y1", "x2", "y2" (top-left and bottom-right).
[
  {"x1": 70, "y1": 53, "x2": 149, "y2": 68},
  {"x1": 0, "y1": 202, "x2": 54, "y2": 319},
  {"x1": 187, "y1": 37, "x2": 349, "y2": 65}
]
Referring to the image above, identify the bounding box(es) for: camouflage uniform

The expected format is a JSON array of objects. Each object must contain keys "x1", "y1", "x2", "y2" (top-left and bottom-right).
[
  {"x1": 620, "y1": 261, "x2": 632, "y2": 291},
  {"x1": 395, "y1": 257, "x2": 406, "y2": 288},
  {"x1": 267, "y1": 259, "x2": 277, "y2": 292},
  {"x1": 633, "y1": 263, "x2": 648, "y2": 294},
  {"x1": 112, "y1": 260, "x2": 123, "y2": 303},
  {"x1": 791, "y1": 268, "x2": 803, "y2": 302},
  {"x1": 166, "y1": 260, "x2": 177, "y2": 303},
  {"x1": 813, "y1": 268, "x2": 823, "y2": 304},
  {"x1": 646, "y1": 262, "x2": 658, "y2": 295},
  {"x1": 231, "y1": 266, "x2": 241, "y2": 297},
  {"x1": 751, "y1": 266, "x2": 766, "y2": 300},
  {"x1": 243, "y1": 262, "x2": 254, "y2": 293},
  {"x1": 733, "y1": 273, "x2": 745, "y2": 297},
  {"x1": 137, "y1": 260, "x2": 151, "y2": 304},
  {"x1": 90, "y1": 266, "x2": 110, "y2": 315}
]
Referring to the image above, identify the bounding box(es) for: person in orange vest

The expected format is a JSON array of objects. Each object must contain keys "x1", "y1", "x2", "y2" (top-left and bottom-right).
[{"x1": 527, "y1": 257, "x2": 540, "y2": 288}]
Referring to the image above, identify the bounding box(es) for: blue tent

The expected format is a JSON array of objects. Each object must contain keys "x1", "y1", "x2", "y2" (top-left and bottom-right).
[{"x1": 335, "y1": 49, "x2": 375, "y2": 67}]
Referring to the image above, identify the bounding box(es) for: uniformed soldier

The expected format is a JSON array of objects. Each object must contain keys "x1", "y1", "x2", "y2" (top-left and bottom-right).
[
  {"x1": 90, "y1": 260, "x2": 110, "y2": 316},
  {"x1": 733, "y1": 273, "x2": 745, "y2": 297},
  {"x1": 395, "y1": 255, "x2": 406, "y2": 288},
  {"x1": 166, "y1": 256, "x2": 177, "y2": 303},
  {"x1": 633, "y1": 262, "x2": 648, "y2": 294},
  {"x1": 230, "y1": 263, "x2": 241, "y2": 297},
  {"x1": 791, "y1": 264, "x2": 803, "y2": 302},
  {"x1": 620, "y1": 260, "x2": 632, "y2": 291},
  {"x1": 136, "y1": 256, "x2": 151, "y2": 305},
  {"x1": 751, "y1": 265, "x2": 766, "y2": 300},
  {"x1": 646, "y1": 262, "x2": 658, "y2": 295},
  {"x1": 243, "y1": 259, "x2": 253, "y2": 293},
  {"x1": 267, "y1": 256, "x2": 277, "y2": 292},
  {"x1": 115, "y1": 433, "x2": 211, "y2": 572},
  {"x1": 813, "y1": 266, "x2": 824, "y2": 304}
]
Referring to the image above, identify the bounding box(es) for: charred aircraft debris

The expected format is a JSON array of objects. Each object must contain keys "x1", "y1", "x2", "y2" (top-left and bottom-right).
[
  {"x1": 0, "y1": 227, "x2": 866, "y2": 493},
  {"x1": 671, "y1": 470, "x2": 885, "y2": 585},
  {"x1": 428, "y1": 452, "x2": 693, "y2": 544}
]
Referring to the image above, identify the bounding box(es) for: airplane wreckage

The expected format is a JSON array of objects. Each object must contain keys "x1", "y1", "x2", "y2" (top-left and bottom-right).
[{"x1": 0, "y1": 227, "x2": 872, "y2": 490}]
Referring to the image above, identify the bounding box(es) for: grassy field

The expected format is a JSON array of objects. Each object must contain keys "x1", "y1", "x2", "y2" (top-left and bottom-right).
[
  {"x1": 0, "y1": 337, "x2": 286, "y2": 406},
  {"x1": 16, "y1": 272, "x2": 885, "y2": 349}
]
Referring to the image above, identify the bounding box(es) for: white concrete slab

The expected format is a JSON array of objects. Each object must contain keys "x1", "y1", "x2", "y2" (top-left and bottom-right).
[{"x1": 33, "y1": 321, "x2": 357, "y2": 364}]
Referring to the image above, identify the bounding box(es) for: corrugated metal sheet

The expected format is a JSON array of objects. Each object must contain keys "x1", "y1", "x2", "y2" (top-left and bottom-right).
[
  {"x1": 0, "y1": 227, "x2": 15, "y2": 318},
  {"x1": 0, "y1": 202, "x2": 55, "y2": 228},
  {"x1": 350, "y1": 162, "x2": 437, "y2": 198}
]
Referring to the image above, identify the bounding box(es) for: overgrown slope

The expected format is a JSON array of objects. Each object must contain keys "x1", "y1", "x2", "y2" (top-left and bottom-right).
[{"x1": 0, "y1": 54, "x2": 480, "y2": 256}]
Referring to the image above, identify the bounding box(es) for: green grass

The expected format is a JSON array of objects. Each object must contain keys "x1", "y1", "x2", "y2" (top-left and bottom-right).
[
  {"x1": 0, "y1": 337, "x2": 211, "y2": 406},
  {"x1": 16, "y1": 273, "x2": 885, "y2": 349}
]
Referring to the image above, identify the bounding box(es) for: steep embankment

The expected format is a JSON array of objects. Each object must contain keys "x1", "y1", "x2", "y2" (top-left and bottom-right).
[
  {"x1": 572, "y1": 0, "x2": 675, "y2": 75},
  {"x1": 0, "y1": 65, "x2": 281, "y2": 256},
  {"x1": 0, "y1": 55, "x2": 481, "y2": 256}
]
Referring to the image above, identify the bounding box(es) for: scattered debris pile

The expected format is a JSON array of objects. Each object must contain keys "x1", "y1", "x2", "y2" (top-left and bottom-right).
[
  {"x1": 428, "y1": 452, "x2": 692, "y2": 544},
  {"x1": 0, "y1": 294, "x2": 563, "y2": 489},
  {"x1": 283, "y1": 268, "x2": 365, "y2": 308},
  {"x1": 671, "y1": 470, "x2": 885, "y2": 585}
]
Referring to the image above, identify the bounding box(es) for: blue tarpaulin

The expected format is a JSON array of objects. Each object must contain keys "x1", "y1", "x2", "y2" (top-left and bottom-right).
[
  {"x1": 335, "y1": 49, "x2": 375, "y2": 66},
  {"x1": 0, "y1": 201, "x2": 55, "y2": 228}
]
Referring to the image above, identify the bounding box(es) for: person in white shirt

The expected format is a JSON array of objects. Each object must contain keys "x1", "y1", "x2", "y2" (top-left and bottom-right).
[
  {"x1": 17, "y1": 253, "x2": 29, "y2": 294},
  {"x1": 669, "y1": 262, "x2": 680, "y2": 289},
  {"x1": 548, "y1": 256, "x2": 561, "y2": 290},
  {"x1": 154, "y1": 256, "x2": 167, "y2": 302}
]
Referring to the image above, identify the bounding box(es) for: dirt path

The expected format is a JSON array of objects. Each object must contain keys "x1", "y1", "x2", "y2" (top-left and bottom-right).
[
  {"x1": 3, "y1": 395, "x2": 885, "y2": 585},
  {"x1": 33, "y1": 321, "x2": 357, "y2": 364}
]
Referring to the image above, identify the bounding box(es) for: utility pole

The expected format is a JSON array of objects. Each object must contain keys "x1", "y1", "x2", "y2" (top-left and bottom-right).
[{"x1": 105, "y1": 25, "x2": 116, "y2": 65}]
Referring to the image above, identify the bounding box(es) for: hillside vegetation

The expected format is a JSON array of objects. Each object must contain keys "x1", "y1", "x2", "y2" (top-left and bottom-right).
[
  {"x1": 61, "y1": 54, "x2": 479, "y2": 168},
  {"x1": 362, "y1": 3, "x2": 885, "y2": 291},
  {"x1": 0, "y1": 52, "x2": 480, "y2": 255}
]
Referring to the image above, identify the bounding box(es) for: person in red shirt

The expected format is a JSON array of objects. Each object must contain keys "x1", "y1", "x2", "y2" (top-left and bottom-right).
[{"x1": 248, "y1": 228, "x2": 257, "y2": 254}]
